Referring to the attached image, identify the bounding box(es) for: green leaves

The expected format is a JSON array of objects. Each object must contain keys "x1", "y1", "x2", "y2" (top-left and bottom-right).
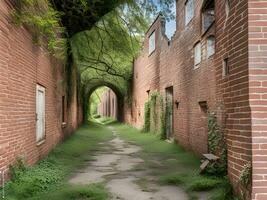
[{"x1": 12, "y1": 0, "x2": 67, "y2": 60}]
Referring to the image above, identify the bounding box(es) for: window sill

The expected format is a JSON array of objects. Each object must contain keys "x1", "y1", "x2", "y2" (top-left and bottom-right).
[
  {"x1": 201, "y1": 21, "x2": 215, "y2": 37},
  {"x1": 194, "y1": 64, "x2": 200, "y2": 69},
  {"x1": 62, "y1": 122, "x2": 67, "y2": 128},
  {"x1": 148, "y1": 49, "x2": 155, "y2": 57},
  {"x1": 36, "y1": 139, "x2": 45, "y2": 146}
]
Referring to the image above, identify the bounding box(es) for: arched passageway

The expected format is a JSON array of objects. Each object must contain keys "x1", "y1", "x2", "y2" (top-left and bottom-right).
[
  {"x1": 84, "y1": 81, "x2": 126, "y2": 122},
  {"x1": 88, "y1": 86, "x2": 118, "y2": 120}
]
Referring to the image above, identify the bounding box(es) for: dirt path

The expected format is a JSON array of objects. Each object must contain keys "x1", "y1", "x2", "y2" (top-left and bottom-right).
[{"x1": 68, "y1": 125, "x2": 190, "y2": 200}]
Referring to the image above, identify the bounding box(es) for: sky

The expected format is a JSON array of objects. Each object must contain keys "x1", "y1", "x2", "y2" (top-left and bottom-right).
[{"x1": 165, "y1": 3, "x2": 176, "y2": 39}]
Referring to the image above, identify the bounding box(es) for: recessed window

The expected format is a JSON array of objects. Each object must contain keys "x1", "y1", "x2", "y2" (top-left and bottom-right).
[
  {"x1": 225, "y1": 0, "x2": 230, "y2": 18},
  {"x1": 202, "y1": 0, "x2": 215, "y2": 32},
  {"x1": 194, "y1": 42, "x2": 201, "y2": 67},
  {"x1": 36, "y1": 85, "x2": 46, "y2": 143},
  {"x1": 199, "y1": 101, "x2": 208, "y2": 113},
  {"x1": 207, "y1": 36, "x2": 215, "y2": 57},
  {"x1": 185, "y1": 0, "x2": 194, "y2": 26},
  {"x1": 149, "y1": 31, "x2": 155, "y2": 55},
  {"x1": 223, "y1": 58, "x2": 229, "y2": 77}
]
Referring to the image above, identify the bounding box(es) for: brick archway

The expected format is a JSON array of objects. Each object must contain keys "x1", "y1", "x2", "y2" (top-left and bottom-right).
[{"x1": 84, "y1": 81, "x2": 125, "y2": 122}]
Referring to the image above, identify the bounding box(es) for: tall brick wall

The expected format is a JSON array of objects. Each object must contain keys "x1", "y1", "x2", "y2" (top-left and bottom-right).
[
  {"x1": 0, "y1": 1, "x2": 83, "y2": 177},
  {"x1": 215, "y1": 0, "x2": 251, "y2": 196},
  {"x1": 126, "y1": 0, "x2": 267, "y2": 198},
  {"x1": 248, "y1": 1, "x2": 267, "y2": 199},
  {"x1": 129, "y1": 15, "x2": 163, "y2": 128}
]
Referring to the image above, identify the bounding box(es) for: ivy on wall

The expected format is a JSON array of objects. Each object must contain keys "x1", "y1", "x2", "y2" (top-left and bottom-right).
[
  {"x1": 12, "y1": 0, "x2": 67, "y2": 60},
  {"x1": 143, "y1": 91, "x2": 167, "y2": 139},
  {"x1": 204, "y1": 113, "x2": 228, "y2": 177}
]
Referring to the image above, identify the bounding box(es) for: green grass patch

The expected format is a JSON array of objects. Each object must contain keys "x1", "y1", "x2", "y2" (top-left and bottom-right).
[
  {"x1": 28, "y1": 184, "x2": 109, "y2": 200},
  {"x1": 5, "y1": 121, "x2": 112, "y2": 200},
  {"x1": 111, "y1": 122, "x2": 236, "y2": 200},
  {"x1": 97, "y1": 117, "x2": 117, "y2": 125}
]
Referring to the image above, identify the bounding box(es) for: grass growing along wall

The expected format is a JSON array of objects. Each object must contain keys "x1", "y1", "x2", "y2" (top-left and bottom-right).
[
  {"x1": 4, "y1": 122, "x2": 112, "y2": 200},
  {"x1": 110, "y1": 122, "x2": 237, "y2": 200}
]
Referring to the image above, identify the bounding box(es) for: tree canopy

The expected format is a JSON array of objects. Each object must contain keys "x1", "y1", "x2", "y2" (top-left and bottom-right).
[{"x1": 12, "y1": 0, "x2": 175, "y2": 97}]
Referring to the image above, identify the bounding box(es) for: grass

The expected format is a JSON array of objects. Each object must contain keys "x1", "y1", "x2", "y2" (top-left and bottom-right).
[
  {"x1": 97, "y1": 117, "x2": 117, "y2": 125},
  {"x1": 109, "y1": 121, "x2": 236, "y2": 200},
  {"x1": 4, "y1": 121, "x2": 112, "y2": 200}
]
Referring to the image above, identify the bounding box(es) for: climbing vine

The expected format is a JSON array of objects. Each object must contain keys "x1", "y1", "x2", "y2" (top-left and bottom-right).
[
  {"x1": 239, "y1": 162, "x2": 252, "y2": 187},
  {"x1": 12, "y1": 0, "x2": 67, "y2": 59},
  {"x1": 143, "y1": 101, "x2": 151, "y2": 132},
  {"x1": 204, "y1": 113, "x2": 228, "y2": 177},
  {"x1": 143, "y1": 91, "x2": 167, "y2": 139}
]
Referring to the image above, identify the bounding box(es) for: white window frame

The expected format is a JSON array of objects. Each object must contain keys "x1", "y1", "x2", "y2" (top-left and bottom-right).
[
  {"x1": 194, "y1": 42, "x2": 201, "y2": 68},
  {"x1": 207, "y1": 36, "x2": 215, "y2": 58},
  {"x1": 149, "y1": 31, "x2": 156, "y2": 55},
  {"x1": 36, "y1": 84, "x2": 46, "y2": 143},
  {"x1": 185, "y1": 0, "x2": 194, "y2": 26}
]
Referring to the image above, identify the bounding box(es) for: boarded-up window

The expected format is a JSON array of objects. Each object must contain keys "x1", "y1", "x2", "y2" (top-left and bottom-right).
[
  {"x1": 149, "y1": 31, "x2": 155, "y2": 55},
  {"x1": 36, "y1": 85, "x2": 45, "y2": 143},
  {"x1": 185, "y1": 0, "x2": 194, "y2": 25},
  {"x1": 207, "y1": 36, "x2": 215, "y2": 57},
  {"x1": 194, "y1": 42, "x2": 201, "y2": 67}
]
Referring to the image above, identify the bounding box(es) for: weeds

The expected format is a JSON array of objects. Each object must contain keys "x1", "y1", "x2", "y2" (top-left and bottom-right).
[{"x1": 6, "y1": 122, "x2": 112, "y2": 200}]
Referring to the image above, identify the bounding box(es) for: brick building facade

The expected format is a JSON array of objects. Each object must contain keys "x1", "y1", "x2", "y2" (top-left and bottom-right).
[
  {"x1": 0, "y1": 0, "x2": 83, "y2": 178},
  {"x1": 125, "y1": 0, "x2": 267, "y2": 199},
  {"x1": 97, "y1": 89, "x2": 118, "y2": 119}
]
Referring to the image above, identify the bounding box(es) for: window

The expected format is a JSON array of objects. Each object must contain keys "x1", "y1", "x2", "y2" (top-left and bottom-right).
[
  {"x1": 223, "y1": 58, "x2": 229, "y2": 76},
  {"x1": 225, "y1": 0, "x2": 230, "y2": 18},
  {"x1": 207, "y1": 36, "x2": 215, "y2": 57},
  {"x1": 149, "y1": 31, "x2": 155, "y2": 55},
  {"x1": 202, "y1": 0, "x2": 215, "y2": 32},
  {"x1": 185, "y1": 0, "x2": 194, "y2": 26},
  {"x1": 194, "y1": 42, "x2": 201, "y2": 67},
  {"x1": 62, "y1": 96, "x2": 65, "y2": 123},
  {"x1": 36, "y1": 85, "x2": 45, "y2": 143}
]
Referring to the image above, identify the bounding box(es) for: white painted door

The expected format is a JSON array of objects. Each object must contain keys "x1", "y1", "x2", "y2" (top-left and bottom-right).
[{"x1": 36, "y1": 85, "x2": 45, "y2": 142}]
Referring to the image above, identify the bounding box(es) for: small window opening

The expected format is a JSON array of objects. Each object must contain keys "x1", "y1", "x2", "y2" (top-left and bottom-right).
[
  {"x1": 199, "y1": 101, "x2": 208, "y2": 113},
  {"x1": 202, "y1": 0, "x2": 215, "y2": 33},
  {"x1": 194, "y1": 42, "x2": 202, "y2": 68},
  {"x1": 149, "y1": 31, "x2": 155, "y2": 55},
  {"x1": 62, "y1": 96, "x2": 65, "y2": 123},
  {"x1": 185, "y1": 0, "x2": 194, "y2": 26},
  {"x1": 223, "y1": 58, "x2": 230, "y2": 77},
  {"x1": 207, "y1": 36, "x2": 215, "y2": 57},
  {"x1": 225, "y1": 0, "x2": 230, "y2": 18}
]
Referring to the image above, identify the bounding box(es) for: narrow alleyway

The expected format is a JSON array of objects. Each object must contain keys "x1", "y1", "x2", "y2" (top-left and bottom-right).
[{"x1": 68, "y1": 121, "x2": 210, "y2": 200}]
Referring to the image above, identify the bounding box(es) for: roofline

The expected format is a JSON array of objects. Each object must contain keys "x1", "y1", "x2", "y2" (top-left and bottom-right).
[{"x1": 145, "y1": 12, "x2": 165, "y2": 35}]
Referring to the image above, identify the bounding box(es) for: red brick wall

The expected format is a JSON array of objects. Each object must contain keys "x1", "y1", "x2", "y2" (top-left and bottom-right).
[
  {"x1": 248, "y1": 1, "x2": 267, "y2": 199},
  {"x1": 215, "y1": 0, "x2": 251, "y2": 197},
  {"x1": 129, "y1": 2, "x2": 216, "y2": 153},
  {"x1": 126, "y1": 0, "x2": 255, "y2": 198},
  {"x1": 128, "y1": 15, "x2": 163, "y2": 128},
  {"x1": 0, "y1": 1, "x2": 83, "y2": 177}
]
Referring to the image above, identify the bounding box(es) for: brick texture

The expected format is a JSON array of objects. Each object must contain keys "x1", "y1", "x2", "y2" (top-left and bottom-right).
[
  {"x1": 124, "y1": 0, "x2": 261, "y2": 198},
  {"x1": 0, "y1": 1, "x2": 83, "y2": 178},
  {"x1": 248, "y1": 1, "x2": 267, "y2": 199}
]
